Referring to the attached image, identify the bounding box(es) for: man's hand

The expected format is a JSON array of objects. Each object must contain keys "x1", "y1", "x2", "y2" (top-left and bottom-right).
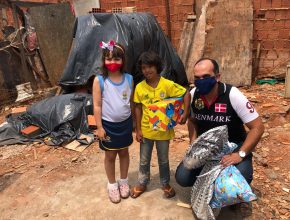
[
  {"x1": 136, "y1": 129, "x2": 143, "y2": 143},
  {"x1": 220, "y1": 153, "x2": 243, "y2": 167}
]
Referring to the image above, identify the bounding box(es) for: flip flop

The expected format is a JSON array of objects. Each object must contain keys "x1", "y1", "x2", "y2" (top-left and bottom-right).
[
  {"x1": 163, "y1": 185, "x2": 176, "y2": 198},
  {"x1": 130, "y1": 185, "x2": 146, "y2": 198}
]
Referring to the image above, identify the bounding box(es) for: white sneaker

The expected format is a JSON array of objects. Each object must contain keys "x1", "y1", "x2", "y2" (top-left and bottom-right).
[
  {"x1": 107, "y1": 183, "x2": 121, "y2": 203},
  {"x1": 118, "y1": 180, "x2": 130, "y2": 199}
]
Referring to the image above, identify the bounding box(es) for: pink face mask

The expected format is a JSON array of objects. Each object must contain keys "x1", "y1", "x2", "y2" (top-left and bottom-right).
[{"x1": 105, "y1": 63, "x2": 122, "y2": 72}]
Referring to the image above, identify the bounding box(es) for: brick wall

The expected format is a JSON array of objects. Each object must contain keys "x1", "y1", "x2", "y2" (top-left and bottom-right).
[
  {"x1": 3, "y1": 0, "x2": 289, "y2": 78},
  {"x1": 3, "y1": 0, "x2": 71, "y2": 26},
  {"x1": 3, "y1": 0, "x2": 193, "y2": 51},
  {"x1": 253, "y1": 0, "x2": 290, "y2": 78},
  {"x1": 99, "y1": 0, "x2": 194, "y2": 49}
]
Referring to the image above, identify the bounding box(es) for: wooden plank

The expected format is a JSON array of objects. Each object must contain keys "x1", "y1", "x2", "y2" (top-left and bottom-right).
[
  {"x1": 178, "y1": 15, "x2": 196, "y2": 72},
  {"x1": 0, "y1": 9, "x2": 3, "y2": 40},
  {"x1": 188, "y1": 0, "x2": 253, "y2": 86},
  {"x1": 186, "y1": 0, "x2": 212, "y2": 83},
  {"x1": 29, "y1": 3, "x2": 75, "y2": 86},
  {"x1": 176, "y1": 202, "x2": 191, "y2": 209},
  {"x1": 285, "y1": 65, "x2": 290, "y2": 98},
  {"x1": 0, "y1": 44, "x2": 23, "y2": 104},
  {"x1": 253, "y1": 42, "x2": 261, "y2": 80},
  {"x1": 11, "y1": 106, "x2": 27, "y2": 115},
  {"x1": 203, "y1": 0, "x2": 253, "y2": 86},
  {"x1": 11, "y1": 4, "x2": 37, "y2": 90},
  {"x1": 64, "y1": 140, "x2": 88, "y2": 152}
]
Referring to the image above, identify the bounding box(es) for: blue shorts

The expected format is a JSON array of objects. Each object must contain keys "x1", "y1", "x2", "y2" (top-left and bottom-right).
[{"x1": 99, "y1": 115, "x2": 133, "y2": 151}]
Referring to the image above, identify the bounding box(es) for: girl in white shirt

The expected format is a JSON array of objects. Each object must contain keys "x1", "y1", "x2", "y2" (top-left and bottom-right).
[{"x1": 93, "y1": 41, "x2": 133, "y2": 204}]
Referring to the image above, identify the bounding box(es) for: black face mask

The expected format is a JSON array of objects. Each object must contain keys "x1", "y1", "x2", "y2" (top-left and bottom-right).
[{"x1": 194, "y1": 76, "x2": 217, "y2": 95}]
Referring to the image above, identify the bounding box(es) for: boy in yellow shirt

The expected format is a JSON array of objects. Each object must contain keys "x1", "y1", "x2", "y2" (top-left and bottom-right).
[{"x1": 131, "y1": 51, "x2": 190, "y2": 198}]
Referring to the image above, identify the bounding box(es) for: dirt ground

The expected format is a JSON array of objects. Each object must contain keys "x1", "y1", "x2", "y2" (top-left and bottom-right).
[{"x1": 0, "y1": 83, "x2": 289, "y2": 220}]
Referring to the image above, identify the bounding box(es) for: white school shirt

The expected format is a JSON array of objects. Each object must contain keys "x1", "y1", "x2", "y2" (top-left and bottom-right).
[{"x1": 100, "y1": 74, "x2": 132, "y2": 122}]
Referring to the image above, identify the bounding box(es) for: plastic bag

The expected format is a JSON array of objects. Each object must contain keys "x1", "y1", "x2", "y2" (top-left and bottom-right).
[
  {"x1": 183, "y1": 125, "x2": 228, "y2": 169},
  {"x1": 211, "y1": 142, "x2": 238, "y2": 161},
  {"x1": 210, "y1": 165, "x2": 257, "y2": 208}
]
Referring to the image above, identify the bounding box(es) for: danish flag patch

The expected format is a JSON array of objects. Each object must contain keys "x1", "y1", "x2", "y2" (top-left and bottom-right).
[{"x1": 215, "y1": 103, "x2": 227, "y2": 113}]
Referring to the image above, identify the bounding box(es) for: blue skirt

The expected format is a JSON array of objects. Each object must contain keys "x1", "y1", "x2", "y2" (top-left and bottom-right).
[{"x1": 99, "y1": 115, "x2": 133, "y2": 151}]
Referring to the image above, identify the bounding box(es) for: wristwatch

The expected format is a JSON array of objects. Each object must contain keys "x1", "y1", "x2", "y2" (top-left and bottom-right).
[{"x1": 238, "y1": 150, "x2": 246, "y2": 158}]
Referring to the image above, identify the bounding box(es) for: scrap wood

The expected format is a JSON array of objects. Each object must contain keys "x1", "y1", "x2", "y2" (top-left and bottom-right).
[
  {"x1": 64, "y1": 140, "x2": 80, "y2": 150},
  {"x1": 64, "y1": 140, "x2": 88, "y2": 152},
  {"x1": 78, "y1": 134, "x2": 94, "y2": 143},
  {"x1": 33, "y1": 147, "x2": 37, "y2": 160},
  {"x1": 177, "y1": 202, "x2": 191, "y2": 209},
  {"x1": 11, "y1": 106, "x2": 27, "y2": 114},
  {"x1": 71, "y1": 156, "x2": 80, "y2": 163},
  {"x1": 55, "y1": 86, "x2": 62, "y2": 96},
  {"x1": 40, "y1": 166, "x2": 58, "y2": 178},
  {"x1": 253, "y1": 42, "x2": 261, "y2": 79},
  {"x1": 12, "y1": 163, "x2": 27, "y2": 169}
]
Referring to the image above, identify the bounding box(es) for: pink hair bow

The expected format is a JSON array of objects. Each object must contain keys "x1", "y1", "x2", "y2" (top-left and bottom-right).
[{"x1": 99, "y1": 40, "x2": 115, "y2": 51}]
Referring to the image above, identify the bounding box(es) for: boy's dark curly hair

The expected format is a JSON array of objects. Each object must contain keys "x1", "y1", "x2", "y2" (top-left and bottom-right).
[{"x1": 137, "y1": 51, "x2": 163, "y2": 74}]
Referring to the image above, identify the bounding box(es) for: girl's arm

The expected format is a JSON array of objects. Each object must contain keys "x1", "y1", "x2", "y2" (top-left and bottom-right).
[{"x1": 92, "y1": 77, "x2": 106, "y2": 140}]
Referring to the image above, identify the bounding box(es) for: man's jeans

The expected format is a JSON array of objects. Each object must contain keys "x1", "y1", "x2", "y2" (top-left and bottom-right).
[
  {"x1": 138, "y1": 138, "x2": 170, "y2": 186},
  {"x1": 175, "y1": 153, "x2": 253, "y2": 187}
]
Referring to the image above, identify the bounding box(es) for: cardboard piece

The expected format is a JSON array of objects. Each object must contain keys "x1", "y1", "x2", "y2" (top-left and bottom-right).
[{"x1": 64, "y1": 140, "x2": 88, "y2": 152}]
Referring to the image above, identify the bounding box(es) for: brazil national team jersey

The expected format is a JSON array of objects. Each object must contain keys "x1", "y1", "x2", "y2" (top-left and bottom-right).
[{"x1": 134, "y1": 77, "x2": 186, "y2": 140}]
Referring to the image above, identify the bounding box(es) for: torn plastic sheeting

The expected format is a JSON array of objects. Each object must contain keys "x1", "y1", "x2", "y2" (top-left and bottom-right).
[
  {"x1": 59, "y1": 13, "x2": 188, "y2": 89},
  {"x1": 0, "y1": 122, "x2": 30, "y2": 146},
  {"x1": 26, "y1": 93, "x2": 93, "y2": 135}
]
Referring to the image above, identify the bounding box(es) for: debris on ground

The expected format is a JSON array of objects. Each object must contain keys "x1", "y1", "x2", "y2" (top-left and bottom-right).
[{"x1": 0, "y1": 83, "x2": 289, "y2": 219}]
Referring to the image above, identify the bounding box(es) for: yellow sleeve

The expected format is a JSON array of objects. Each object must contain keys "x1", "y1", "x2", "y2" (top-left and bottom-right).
[
  {"x1": 167, "y1": 80, "x2": 186, "y2": 98},
  {"x1": 134, "y1": 84, "x2": 141, "y2": 103}
]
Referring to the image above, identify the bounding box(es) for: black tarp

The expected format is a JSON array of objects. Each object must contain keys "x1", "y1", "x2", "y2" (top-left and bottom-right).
[
  {"x1": 0, "y1": 13, "x2": 188, "y2": 146},
  {"x1": 0, "y1": 93, "x2": 93, "y2": 146},
  {"x1": 26, "y1": 93, "x2": 93, "y2": 134},
  {"x1": 59, "y1": 13, "x2": 188, "y2": 90}
]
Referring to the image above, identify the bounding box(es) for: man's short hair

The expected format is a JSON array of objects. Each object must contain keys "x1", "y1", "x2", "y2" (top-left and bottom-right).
[{"x1": 194, "y1": 58, "x2": 219, "y2": 75}]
